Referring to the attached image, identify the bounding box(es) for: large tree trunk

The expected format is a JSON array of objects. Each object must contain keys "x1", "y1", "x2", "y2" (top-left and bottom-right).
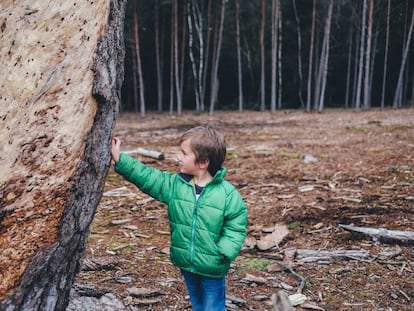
[{"x1": 0, "y1": 1, "x2": 126, "y2": 310}]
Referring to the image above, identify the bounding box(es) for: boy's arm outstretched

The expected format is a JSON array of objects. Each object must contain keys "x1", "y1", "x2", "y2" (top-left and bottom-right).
[{"x1": 110, "y1": 137, "x2": 173, "y2": 204}]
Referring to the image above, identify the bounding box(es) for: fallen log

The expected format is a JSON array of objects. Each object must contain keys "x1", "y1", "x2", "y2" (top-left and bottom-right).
[
  {"x1": 285, "y1": 248, "x2": 371, "y2": 264},
  {"x1": 124, "y1": 147, "x2": 165, "y2": 160},
  {"x1": 0, "y1": 1, "x2": 126, "y2": 310},
  {"x1": 339, "y1": 224, "x2": 414, "y2": 243}
]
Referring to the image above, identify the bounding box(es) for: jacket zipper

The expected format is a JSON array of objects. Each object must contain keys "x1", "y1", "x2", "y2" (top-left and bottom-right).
[{"x1": 189, "y1": 185, "x2": 204, "y2": 271}]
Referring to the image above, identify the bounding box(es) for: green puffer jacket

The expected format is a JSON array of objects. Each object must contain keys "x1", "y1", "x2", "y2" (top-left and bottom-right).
[{"x1": 115, "y1": 153, "x2": 248, "y2": 278}]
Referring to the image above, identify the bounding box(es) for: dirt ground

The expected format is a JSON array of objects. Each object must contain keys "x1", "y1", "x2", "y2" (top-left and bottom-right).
[{"x1": 75, "y1": 109, "x2": 414, "y2": 310}]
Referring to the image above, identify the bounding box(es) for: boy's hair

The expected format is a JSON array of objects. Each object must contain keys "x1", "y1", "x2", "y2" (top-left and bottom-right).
[{"x1": 180, "y1": 126, "x2": 226, "y2": 176}]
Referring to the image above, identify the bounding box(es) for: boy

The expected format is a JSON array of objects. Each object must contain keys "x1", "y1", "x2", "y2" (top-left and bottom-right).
[{"x1": 111, "y1": 125, "x2": 248, "y2": 311}]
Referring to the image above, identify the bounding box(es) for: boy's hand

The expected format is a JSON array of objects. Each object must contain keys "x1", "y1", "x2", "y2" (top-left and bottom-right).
[{"x1": 111, "y1": 137, "x2": 121, "y2": 163}]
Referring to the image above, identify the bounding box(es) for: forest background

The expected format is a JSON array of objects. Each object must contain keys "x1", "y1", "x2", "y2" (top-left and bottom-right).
[{"x1": 121, "y1": 0, "x2": 414, "y2": 115}]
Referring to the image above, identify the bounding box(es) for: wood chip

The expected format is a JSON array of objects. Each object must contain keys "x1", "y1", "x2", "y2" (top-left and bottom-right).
[
  {"x1": 300, "y1": 302, "x2": 325, "y2": 310},
  {"x1": 110, "y1": 219, "x2": 132, "y2": 225},
  {"x1": 243, "y1": 273, "x2": 267, "y2": 284},
  {"x1": 126, "y1": 287, "x2": 165, "y2": 297},
  {"x1": 257, "y1": 224, "x2": 289, "y2": 251},
  {"x1": 156, "y1": 230, "x2": 170, "y2": 235},
  {"x1": 298, "y1": 185, "x2": 315, "y2": 192}
]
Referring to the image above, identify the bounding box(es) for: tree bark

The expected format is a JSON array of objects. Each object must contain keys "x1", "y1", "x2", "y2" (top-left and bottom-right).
[{"x1": 0, "y1": 0, "x2": 126, "y2": 310}]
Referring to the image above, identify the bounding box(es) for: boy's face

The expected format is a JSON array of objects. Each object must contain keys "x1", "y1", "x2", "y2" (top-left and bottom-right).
[{"x1": 178, "y1": 139, "x2": 202, "y2": 175}]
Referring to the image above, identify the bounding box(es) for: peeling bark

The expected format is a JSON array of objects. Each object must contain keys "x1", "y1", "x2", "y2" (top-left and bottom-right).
[{"x1": 0, "y1": 1, "x2": 126, "y2": 310}]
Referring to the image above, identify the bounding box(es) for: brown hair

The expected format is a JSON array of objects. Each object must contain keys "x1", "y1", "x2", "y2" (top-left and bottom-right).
[{"x1": 179, "y1": 126, "x2": 226, "y2": 176}]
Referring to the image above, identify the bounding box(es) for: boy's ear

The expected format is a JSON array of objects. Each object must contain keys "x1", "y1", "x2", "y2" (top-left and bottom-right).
[{"x1": 197, "y1": 159, "x2": 210, "y2": 169}]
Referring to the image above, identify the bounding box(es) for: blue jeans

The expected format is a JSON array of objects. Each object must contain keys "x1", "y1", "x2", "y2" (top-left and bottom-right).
[{"x1": 181, "y1": 270, "x2": 226, "y2": 311}]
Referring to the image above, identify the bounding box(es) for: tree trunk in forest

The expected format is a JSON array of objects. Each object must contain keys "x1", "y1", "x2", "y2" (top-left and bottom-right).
[
  {"x1": 355, "y1": 0, "x2": 367, "y2": 111},
  {"x1": 306, "y1": 0, "x2": 316, "y2": 112},
  {"x1": 260, "y1": 0, "x2": 266, "y2": 111},
  {"x1": 187, "y1": 1, "x2": 200, "y2": 112},
  {"x1": 381, "y1": 0, "x2": 391, "y2": 110},
  {"x1": 277, "y1": 5, "x2": 282, "y2": 110},
  {"x1": 345, "y1": 21, "x2": 353, "y2": 109},
  {"x1": 0, "y1": 1, "x2": 126, "y2": 310},
  {"x1": 393, "y1": 6, "x2": 414, "y2": 109},
  {"x1": 270, "y1": 0, "x2": 278, "y2": 113},
  {"x1": 209, "y1": 0, "x2": 226, "y2": 115},
  {"x1": 368, "y1": 26, "x2": 379, "y2": 107},
  {"x1": 173, "y1": 0, "x2": 182, "y2": 116},
  {"x1": 313, "y1": 26, "x2": 321, "y2": 111},
  {"x1": 352, "y1": 23, "x2": 360, "y2": 110},
  {"x1": 169, "y1": 4, "x2": 175, "y2": 115},
  {"x1": 236, "y1": 0, "x2": 244, "y2": 112},
  {"x1": 363, "y1": 0, "x2": 373, "y2": 110},
  {"x1": 292, "y1": 0, "x2": 304, "y2": 109},
  {"x1": 317, "y1": 0, "x2": 333, "y2": 112},
  {"x1": 154, "y1": 0, "x2": 163, "y2": 113},
  {"x1": 398, "y1": 1, "x2": 409, "y2": 109},
  {"x1": 202, "y1": 0, "x2": 212, "y2": 113},
  {"x1": 131, "y1": 44, "x2": 139, "y2": 114},
  {"x1": 180, "y1": 1, "x2": 187, "y2": 107},
  {"x1": 133, "y1": 9, "x2": 145, "y2": 118}
]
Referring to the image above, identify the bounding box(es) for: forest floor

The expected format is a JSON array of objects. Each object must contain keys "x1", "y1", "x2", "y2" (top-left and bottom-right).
[{"x1": 74, "y1": 109, "x2": 414, "y2": 311}]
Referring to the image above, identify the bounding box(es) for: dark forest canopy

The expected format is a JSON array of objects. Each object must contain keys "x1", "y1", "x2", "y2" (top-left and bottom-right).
[{"x1": 121, "y1": 0, "x2": 414, "y2": 114}]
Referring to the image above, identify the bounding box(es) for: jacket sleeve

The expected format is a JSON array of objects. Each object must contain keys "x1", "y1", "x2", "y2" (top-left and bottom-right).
[
  {"x1": 114, "y1": 153, "x2": 174, "y2": 204},
  {"x1": 217, "y1": 188, "x2": 248, "y2": 262}
]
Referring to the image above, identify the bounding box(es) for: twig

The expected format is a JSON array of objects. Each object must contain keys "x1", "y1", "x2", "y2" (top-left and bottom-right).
[
  {"x1": 276, "y1": 262, "x2": 306, "y2": 294},
  {"x1": 399, "y1": 289, "x2": 411, "y2": 301}
]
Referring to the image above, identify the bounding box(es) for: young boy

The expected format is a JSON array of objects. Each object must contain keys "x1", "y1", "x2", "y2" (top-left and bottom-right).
[{"x1": 111, "y1": 126, "x2": 248, "y2": 311}]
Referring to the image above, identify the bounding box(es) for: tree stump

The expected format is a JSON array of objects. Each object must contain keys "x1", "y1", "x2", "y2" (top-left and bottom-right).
[{"x1": 0, "y1": 1, "x2": 126, "y2": 310}]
